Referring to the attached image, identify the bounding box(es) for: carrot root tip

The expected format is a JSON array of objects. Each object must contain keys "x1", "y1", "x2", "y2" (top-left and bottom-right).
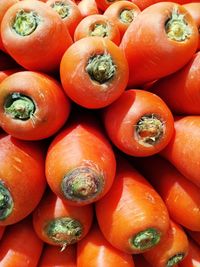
[
  {"x1": 166, "y1": 253, "x2": 185, "y2": 267},
  {"x1": 44, "y1": 217, "x2": 82, "y2": 247},
  {"x1": 130, "y1": 228, "x2": 161, "y2": 251},
  {"x1": 4, "y1": 92, "x2": 35, "y2": 120},
  {"x1": 51, "y1": 2, "x2": 70, "y2": 19},
  {"x1": 12, "y1": 10, "x2": 40, "y2": 36},
  {"x1": 0, "y1": 181, "x2": 13, "y2": 220},
  {"x1": 135, "y1": 114, "x2": 164, "y2": 147},
  {"x1": 61, "y1": 165, "x2": 104, "y2": 203},
  {"x1": 86, "y1": 54, "x2": 116, "y2": 84},
  {"x1": 120, "y1": 9, "x2": 135, "y2": 24},
  {"x1": 165, "y1": 6, "x2": 192, "y2": 42}
]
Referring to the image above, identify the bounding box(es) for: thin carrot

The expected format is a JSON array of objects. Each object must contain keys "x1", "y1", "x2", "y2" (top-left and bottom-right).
[
  {"x1": 38, "y1": 244, "x2": 76, "y2": 267},
  {"x1": 45, "y1": 113, "x2": 116, "y2": 206},
  {"x1": 143, "y1": 220, "x2": 189, "y2": 267},
  {"x1": 102, "y1": 89, "x2": 174, "y2": 157},
  {"x1": 179, "y1": 238, "x2": 200, "y2": 267},
  {"x1": 77, "y1": 223, "x2": 135, "y2": 267},
  {"x1": 133, "y1": 155, "x2": 200, "y2": 231},
  {"x1": 0, "y1": 217, "x2": 43, "y2": 267},
  {"x1": 33, "y1": 190, "x2": 93, "y2": 249},
  {"x1": 95, "y1": 156, "x2": 170, "y2": 254}
]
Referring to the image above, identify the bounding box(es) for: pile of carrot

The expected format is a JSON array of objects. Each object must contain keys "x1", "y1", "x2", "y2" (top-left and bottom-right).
[{"x1": 0, "y1": 0, "x2": 200, "y2": 266}]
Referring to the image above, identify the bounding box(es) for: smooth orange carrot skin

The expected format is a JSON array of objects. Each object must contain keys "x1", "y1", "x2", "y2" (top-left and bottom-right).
[
  {"x1": 96, "y1": 0, "x2": 124, "y2": 11},
  {"x1": 38, "y1": 244, "x2": 77, "y2": 267},
  {"x1": 46, "y1": 114, "x2": 116, "y2": 206},
  {"x1": 78, "y1": 0, "x2": 99, "y2": 17},
  {"x1": 0, "y1": 71, "x2": 71, "y2": 140},
  {"x1": 143, "y1": 220, "x2": 189, "y2": 267},
  {"x1": 0, "y1": 68, "x2": 21, "y2": 83},
  {"x1": 46, "y1": 0, "x2": 83, "y2": 38},
  {"x1": 95, "y1": 157, "x2": 170, "y2": 254},
  {"x1": 74, "y1": 14, "x2": 121, "y2": 45},
  {"x1": 0, "y1": 217, "x2": 43, "y2": 267},
  {"x1": 60, "y1": 36, "x2": 128, "y2": 109},
  {"x1": 1, "y1": 0, "x2": 73, "y2": 72},
  {"x1": 121, "y1": 2, "x2": 198, "y2": 87},
  {"x1": 151, "y1": 52, "x2": 200, "y2": 115},
  {"x1": 183, "y1": 3, "x2": 200, "y2": 50},
  {"x1": 161, "y1": 116, "x2": 200, "y2": 188},
  {"x1": 33, "y1": 190, "x2": 93, "y2": 248},
  {"x1": 102, "y1": 89, "x2": 174, "y2": 157},
  {"x1": 104, "y1": 1, "x2": 141, "y2": 37},
  {"x1": 134, "y1": 155, "x2": 200, "y2": 231},
  {"x1": 0, "y1": 134, "x2": 46, "y2": 226},
  {"x1": 0, "y1": 226, "x2": 5, "y2": 240},
  {"x1": 0, "y1": 0, "x2": 19, "y2": 52},
  {"x1": 77, "y1": 224, "x2": 135, "y2": 267},
  {"x1": 179, "y1": 238, "x2": 200, "y2": 267}
]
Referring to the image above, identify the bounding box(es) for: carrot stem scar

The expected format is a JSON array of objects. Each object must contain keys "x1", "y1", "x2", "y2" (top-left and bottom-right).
[{"x1": 0, "y1": 181, "x2": 13, "y2": 220}]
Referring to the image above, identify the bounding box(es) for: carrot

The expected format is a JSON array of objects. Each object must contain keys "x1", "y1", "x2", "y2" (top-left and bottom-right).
[
  {"x1": 102, "y1": 89, "x2": 174, "y2": 157},
  {"x1": 95, "y1": 0, "x2": 124, "y2": 12},
  {"x1": 0, "y1": 68, "x2": 21, "y2": 84},
  {"x1": 0, "y1": 226, "x2": 5, "y2": 240},
  {"x1": 179, "y1": 238, "x2": 200, "y2": 267},
  {"x1": 0, "y1": 133, "x2": 46, "y2": 226},
  {"x1": 120, "y1": 2, "x2": 199, "y2": 87},
  {"x1": 0, "y1": 71, "x2": 71, "y2": 140},
  {"x1": 143, "y1": 220, "x2": 189, "y2": 267},
  {"x1": 151, "y1": 52, "x2": 200, "y2": 115},
  {"x1": 74, "y1": 14, "x2": 120, "y2": 45},
  {"x1": 33, "y1": 190, "x2": 93, "y2": 249},
  {"x1": 104, "y1": 1, "x2": 141, "y2": 37},
  {"x1": 60, "y1": 36, "x2": 128, "y2": 109},
  {"x1": 133, "y1": 155, "x2": 200, "y2": 231},
  {"x1": 183, "y1": 3, "x2": 200, "y2": 51},
  {"x1": 133, "y1": 255, "x2": 153, "y2": 267},
  {"x1": 0, "y1": 0, "x2": 18, "y2": 53},
  {"x1": 45, "y1": 113, "x2": 116, "y2": 206},
  {"x1": 78, "y1": 0, "x2": 99, "y2": 17},
  {"x1": 161, "y1": 116, "x2": 200, "y2": 188},
  {"x1": 38, "y1": 244, "x2": 76, "y2": 267},
  {"x1": 1, "y1": 0, "x2": 72, "y2": 72},
  {"x1": 46, "y1": 0, "x2": 83, "y2": 38},
  {"x1": 95, "y1": 156, "x2": 170, "y2": 254},
  {"x1": 186, "y1": 230, "x2": 200, "y2": 246},
  {"x1": 77, "y1": 223, "x2": 135, "y2": 267},
  {"x1": 0, "y1": 217, "x2": 43, "y2": 267}
]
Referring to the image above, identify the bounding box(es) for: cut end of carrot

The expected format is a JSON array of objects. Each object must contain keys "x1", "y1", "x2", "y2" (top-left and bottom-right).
[
  {"x1": 4, "y1": 92, "x2": 36, "y2": 121},
  {"x1": 166, "y1": 253, "x2": 185, "y2": 267},
  {"x1": 135, "y1": 114, "x2": 164, "y2": 147},
  {"x1": 61, "y1": 165, "x2": 104, "y2": 203},
  {"x1": 120, "y1": 9, "x2": 135, "y2": 24},
  {"x1": 90, "y1": 23, "x2": 109, "y2": 38},
  {"x1": 44, "y1": 217, "x2": 82, "y2": 247},
  {"x1": 0, "y1": 181, "x2": 14, "y2": 221},
  {"x1": 51, "y1": 1, "x2": 70, "y2": 19},
  {"x1": 130, "y1": 228, "x2": 161, "y2": 251},
  {"x1": 86, "y1": 54, "x2": 116, "y2": 84},
  {"x1": 12, "y1": 9, "x2": 40, "y2": 36}
]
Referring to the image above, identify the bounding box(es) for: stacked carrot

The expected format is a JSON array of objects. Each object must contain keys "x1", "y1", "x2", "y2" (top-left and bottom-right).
[{"x1": 0, "y1": 0, "x2": 200, "y2": 266}]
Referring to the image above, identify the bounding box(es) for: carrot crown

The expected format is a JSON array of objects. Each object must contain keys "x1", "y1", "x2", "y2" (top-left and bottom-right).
[
  {"x1": 51, "y1": 2, "x2": 70, "y2": 19},
  {"x1": 120, "y1": 9, "x2": 135, "y2": 24},
  {"x1": 0, "y1": 181, "x2": 14, "y2": 220},
  {"x1": 167, "y1": 253, "x2": 185, "y2": 267}
]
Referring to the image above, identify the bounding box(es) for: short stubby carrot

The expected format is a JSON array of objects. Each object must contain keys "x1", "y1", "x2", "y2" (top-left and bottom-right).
[
  {"x1": 95, "y1": 156, "x2": 170, "y2": 254},
  {"x1": 77, "y1": 223, "x2": 135, "y2": 267},
  {"x1": 104, "y1": 1, "x2": 141, "y2": 37},
  {"x1": 0, "y1": 0, "x2": 18, "y2": 53},
  {"x1": 179, "y1": 238, "x2": 200, "y2": 267},
  {"x1": 1, "y1": 0, "x2": 73, "y2": 72},
  {"x1": 0, "y1": 71, "x2": 71, "y2": 140},
  {"x1": 161, "y1": 116, "x2": 200, "y2": 188},
  {"x1": 151, "y1": 52, "x2": 200, "y2": 115},
  {"x1": 134, "y1": 155, "x2": 200, "y2": 231},
  {"x1": 183, "y1": 3, "x2": 200, "y2": 51},
  {"x1": 60, "y1": 36, "x2": 129, "y2": 109},
  {"x1": 45, "y1": 114, "x2": 116, "y2": 206},
  {"x1": 143, "y1": 220, "x2": 189, "y2": 267},
  {"x1": 33, "y1": 190, "x2": 93, "y2": 250},
  {"x1": 38, "y1": 244, "x2": 77, "y2": 267},
  {"x1": 120, "y1": 2, "x2": 199, "y2": 87},
  {"x1": 74, "y1": 14, "x2": 120, "y2": 45},
  {"x1": 102, "y1": 89, "x2": 174, "y2": 157},
  {"x1": 78, "y1": 0, "x2": 99, "y2": 17},
  {"x1": 0, "y1": 217, "x2": 43, "y2": 267},
  {"x1": 0, "y1": 133, "x2": 46, "y2": 226},
  {"x1": 46, "y1": 0, "x2": 83, "y2": 38}
]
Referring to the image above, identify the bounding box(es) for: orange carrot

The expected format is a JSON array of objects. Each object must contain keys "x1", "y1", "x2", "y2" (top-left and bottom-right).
[
  {"x1": 78, "y1": 0, "x2": 99, "y2": 17},
  {"x1": 179, "y1": 238, "x2": 200, "y2": 267}
]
